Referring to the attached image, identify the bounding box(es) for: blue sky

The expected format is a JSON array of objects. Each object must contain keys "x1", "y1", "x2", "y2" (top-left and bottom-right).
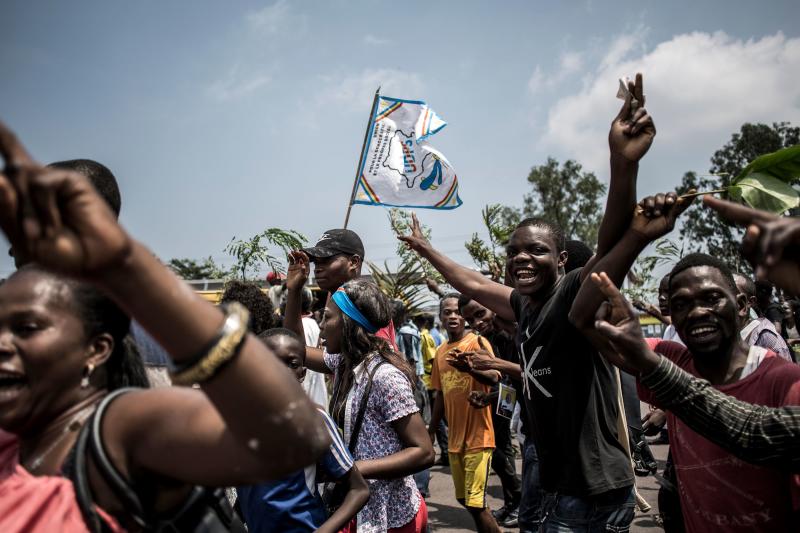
[{"x1": 2, "y1": 0, "x2": 799, "y2": 278}]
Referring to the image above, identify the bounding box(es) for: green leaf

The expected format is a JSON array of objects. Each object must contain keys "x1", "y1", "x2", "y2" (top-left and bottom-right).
[
  {"x1": 728, "y1": 172, "x2": 800, "y2": 214},
  {"x1": 735, "y1": 144, "x2": 800, "y2": 183}
]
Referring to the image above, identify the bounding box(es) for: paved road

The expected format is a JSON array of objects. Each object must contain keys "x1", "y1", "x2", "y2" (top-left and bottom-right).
[{"x1": 426, "y1": 441, "x2": 668, "y2": 532}]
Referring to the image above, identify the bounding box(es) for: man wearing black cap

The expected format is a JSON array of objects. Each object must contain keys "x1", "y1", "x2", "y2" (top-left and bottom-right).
[{"x1": 284, "y1": 228, "x2": 397, "y2": 349}]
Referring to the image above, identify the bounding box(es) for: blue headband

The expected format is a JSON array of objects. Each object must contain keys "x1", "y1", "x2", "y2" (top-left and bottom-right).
[{"x1": 332, "y1": 289, "x2": 379, "y2": 333}]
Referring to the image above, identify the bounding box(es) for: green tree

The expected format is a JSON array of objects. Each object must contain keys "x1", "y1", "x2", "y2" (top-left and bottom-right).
[
  {"x1": 676, "y1": 122, "x2": 800, "y2": 271},
  {"x1": 167, "y1": 256, "x2": 229, "y2": 280},
  {"x1": 623, "y1": 238, "x2": 685, "y2": 305},
  {"x1": 388, "y1": 208, "x2": 443, "y2": 283},
  {"x1": 367, "y1": 258, "x2": 429, "y2": 315},
  {"x1": 225, "y1": 228, "x2": 307, "y2": 280},
  {"x1": 521, "y1": 158, "x2": 606, "y2": 245},
  {"x1": 465, "y1": 204, "x2": 518, "y2": 281}
]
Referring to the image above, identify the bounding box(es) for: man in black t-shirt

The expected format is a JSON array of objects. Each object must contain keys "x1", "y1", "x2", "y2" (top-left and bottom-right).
[{"x1": 400, "y1": 74, "x2": 658, "y2": 531}]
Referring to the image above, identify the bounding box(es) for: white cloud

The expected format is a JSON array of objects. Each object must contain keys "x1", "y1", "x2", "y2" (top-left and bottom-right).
[
  {"x1": 527, "y1": 51, "x2": 584, "y2": 95},
  {"x1": 540, "y1": 31, "x2": 800, "y2": 180},
  {"x1": 317, "y1": 68, "x2": 424, "y2": 110},
  {"x1": 247, "y1": 0, "x2": 291, "y2": 34},
  {"x1": 364, "y1": 34, "x2": 392, "y2": 46},
  {"x1": 208, "y1": 65, "x2": 271, "y2": 101}
]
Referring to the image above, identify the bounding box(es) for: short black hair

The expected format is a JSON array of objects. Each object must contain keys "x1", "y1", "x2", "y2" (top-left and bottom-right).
[
  {"x1": 515, "y1": 218, "x2": 566, "y2": 251},
  {"x1": 220, "y1": 280, "x2": 276, "y2": 335},
  {"x1": 457, "y1": 294, "x2": 473, "y2": 313},
  {"x1": 391, "y1": 299, "x2": 407, "y2": 324},
  {"x1": 669, "y1": 253, "x2": 737, "y2": 293},
  {"x1": 439, "y1": 292, "x2": 461, "y2": 314},
  {"x1": 258, "y1": 327, "x2": 305, "y2": 359},
  {"x1": 565, "y1": 240, "x2": 593, "y2": 272},
  {"x1": 259, "y1": 327, "x2": 302, "y2": 343},
  {"x1": 48, "y1": 159, "x2": 121, "y2": 217}
]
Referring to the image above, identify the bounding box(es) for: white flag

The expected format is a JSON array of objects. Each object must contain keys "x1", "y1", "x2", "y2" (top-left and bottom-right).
[{"x1": 353, "y1": 96, "x2": 461, "y2": 210}]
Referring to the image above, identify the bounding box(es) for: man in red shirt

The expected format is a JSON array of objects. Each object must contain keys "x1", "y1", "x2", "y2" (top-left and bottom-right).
[{"x1": 594, "y1": 253, "x2": 800, "y2": 532}]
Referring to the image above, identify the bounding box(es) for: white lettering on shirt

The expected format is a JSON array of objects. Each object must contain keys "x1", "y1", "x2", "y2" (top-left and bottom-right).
[{"x1": 521, "y1": 345, "x2": 552, "y2": 399}]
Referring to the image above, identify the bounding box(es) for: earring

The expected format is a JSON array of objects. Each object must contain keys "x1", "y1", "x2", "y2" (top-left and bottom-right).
[{"x1": 80, "y1": 363, "x2": 95, "y2": 389}]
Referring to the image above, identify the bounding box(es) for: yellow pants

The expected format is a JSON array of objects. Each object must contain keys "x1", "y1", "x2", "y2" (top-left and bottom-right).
[{"x1": 449, "y1": 449, "x2": 494, "y2": 508}]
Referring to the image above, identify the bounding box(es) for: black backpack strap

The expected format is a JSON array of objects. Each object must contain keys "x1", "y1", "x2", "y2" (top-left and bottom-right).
[
  {"x1": 67, "y1": 416, "x2": 114, "y2": 533},
  {"x1": 347, "y1": 359, "x2": 385, "y2": 454},
  {"x1": 86, "y1": 388, "x2": 152, "y2": 528}
]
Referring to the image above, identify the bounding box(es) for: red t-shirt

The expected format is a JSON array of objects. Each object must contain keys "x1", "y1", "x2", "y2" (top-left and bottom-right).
[
  {"x1": 0, "y1": 431, "x2": 124, "y2": 532},
  {"x1": 640, "y1": 339, "x2": 800, "y2": 532}
]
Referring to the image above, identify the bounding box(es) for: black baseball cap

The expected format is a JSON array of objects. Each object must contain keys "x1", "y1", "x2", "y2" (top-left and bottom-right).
[{"x1": 303, "y1": 229, "x2": 365, "y2": 259}]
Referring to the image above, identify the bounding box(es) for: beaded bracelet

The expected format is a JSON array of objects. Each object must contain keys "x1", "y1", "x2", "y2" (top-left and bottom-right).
[{"x1": 170, "y1": 302, "x2": 250, "y2": 386}]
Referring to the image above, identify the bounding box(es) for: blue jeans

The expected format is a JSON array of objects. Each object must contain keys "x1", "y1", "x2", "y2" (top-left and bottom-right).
[
  {"x1": 414, "y1": 468, "x2": 431, "y2": 498},
  {"x1": 540, "y1": 485, "x2": 635, "y2": 533},
  {"x1": 519, "y1": 437, "x2": 543, "y2": 532}
]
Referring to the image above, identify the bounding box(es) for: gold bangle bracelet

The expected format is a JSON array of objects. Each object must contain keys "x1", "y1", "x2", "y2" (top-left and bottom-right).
[{"x1": 171, "y1": 302, "x2": 250, "y2": 386}]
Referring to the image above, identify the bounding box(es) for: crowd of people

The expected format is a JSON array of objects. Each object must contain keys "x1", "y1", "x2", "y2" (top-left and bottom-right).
[{"x1": 0, "y1": 72, "x2": 799, "y2": 533}]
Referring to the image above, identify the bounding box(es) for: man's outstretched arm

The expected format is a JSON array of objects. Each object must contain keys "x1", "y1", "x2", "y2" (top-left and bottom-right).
[{"x1": 399, "y1": 213, "x2": 515, "y2": 322}]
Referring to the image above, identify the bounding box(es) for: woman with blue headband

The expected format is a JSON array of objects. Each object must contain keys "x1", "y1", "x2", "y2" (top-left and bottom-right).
[{"x1": 285, "y1": 254, "x2": 434, "y2": 533}]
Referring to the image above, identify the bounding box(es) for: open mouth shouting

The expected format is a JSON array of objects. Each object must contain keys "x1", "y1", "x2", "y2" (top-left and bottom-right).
[
  {"x1": 514, "y1": 267, "x2": 539, "y2": 287},
  {"x1": 0, "y1": 368, "x2": 27, "y2": 403}
]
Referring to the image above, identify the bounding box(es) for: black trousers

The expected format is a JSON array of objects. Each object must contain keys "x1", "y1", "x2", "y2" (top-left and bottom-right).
[{"x1": 492, "y1": 410, "x2": 521, "y2": 507}]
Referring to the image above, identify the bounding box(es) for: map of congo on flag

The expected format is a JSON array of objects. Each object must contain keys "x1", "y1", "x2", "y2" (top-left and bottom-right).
[{"x1": 353, "y1": 96, "x2": 462, "y2": 210}]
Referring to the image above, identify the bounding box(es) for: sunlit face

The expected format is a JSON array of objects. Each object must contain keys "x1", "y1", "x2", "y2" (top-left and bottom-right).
[
  {"x1": 312, "y1": 254, "x2": 360, "y2": 293},
  {"x1": 669, "y1": 266, "x2": 747, "y2": 359},
  {"x1": 320, "y1": 299, "x2": 343, "y2": 354},
  {"x1": 0, "y1": 271, "x2": 92, "y2": 435},
  {"x1": 460, "y1": 299, "x2": 495, "y2": 336},
  {"x1": 505, "y1": 226, "x2": 565, "y2": 298},
  {"x1": 264, "y1": 335, "x2": 306, "y2": 382},
  {"x1": 440, "y1": 298, "x2": 465, "y2": 337}
]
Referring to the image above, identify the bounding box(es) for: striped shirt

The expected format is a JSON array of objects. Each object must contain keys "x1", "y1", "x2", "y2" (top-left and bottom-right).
[{"x1": 642, "y1": 355, "x2": 800, "y2": 471}]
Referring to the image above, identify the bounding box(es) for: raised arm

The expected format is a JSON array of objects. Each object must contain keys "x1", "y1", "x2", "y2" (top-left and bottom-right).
[
  {"x1": 0, "y1": 120, "x2": 329, "y2": 486},
  {"x1": 399, "y1": 213, "x2": 515, "y2": 321},
  {"x1": 569, "y1": 192, "x2": 692, "y2": 330},
  {"x1": 283, "y1": 250, "x2": 331, "y2": 374},
  {"x1": 589, "y1": 73, "x2": 656, "y2": 274}
]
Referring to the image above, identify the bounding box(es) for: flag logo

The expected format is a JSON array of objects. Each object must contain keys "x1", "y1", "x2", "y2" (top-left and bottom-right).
[{"x1": 354, "y1": 96, "x2": 462, "y2": 210}]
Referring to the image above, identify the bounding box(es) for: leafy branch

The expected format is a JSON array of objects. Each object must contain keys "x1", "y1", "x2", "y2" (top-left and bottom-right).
[
  {"x1": 465, "y1": 204, "x2": 516, "y2": 281},
  {"x1": 388, "y1": 208, "x2": 444, "y2": 283},
  {"x1": 225, "y1": 228, "x2": 307, "y2": 281},
  {"x1": 683, "y1": 144, "x2": 800, "y2": 214}
]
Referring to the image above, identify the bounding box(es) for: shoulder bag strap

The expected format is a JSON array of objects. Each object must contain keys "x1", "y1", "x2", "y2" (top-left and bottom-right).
[
  {"x1": 347, "y1": 360, "x2": 386, "y2": 454},
  {"x1": 68, "y1": 416, "x2": 114, "y2": 533},
  {"x1": 87, "y1": 388, "x2": 152, "y2": 528}
]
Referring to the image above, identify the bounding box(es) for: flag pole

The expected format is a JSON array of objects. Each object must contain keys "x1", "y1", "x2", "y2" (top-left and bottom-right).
[{"x1": 343, "y1": 86, "x2": 381, "y2": 229}]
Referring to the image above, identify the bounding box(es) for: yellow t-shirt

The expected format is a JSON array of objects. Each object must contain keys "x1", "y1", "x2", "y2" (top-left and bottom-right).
[
  {"x1": 420, "y1": 329, "x2": 437, "y2": 390},
  {"x1": 430, "y1": 332, "x2": 495, "y2": 453}
]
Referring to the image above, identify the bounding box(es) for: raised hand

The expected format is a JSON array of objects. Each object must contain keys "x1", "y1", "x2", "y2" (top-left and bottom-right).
[
  {"x1": 630, "y1": 192, "x2": 693, "y2": 243},
  {"x1": 609, "y1": 73, "x2": 656, "y2": 163},
  {"x1": 590, "y1": 272, "x2": 660, "y2": 375},
  {"x1": 397, "y1": 213, "x2": 431, "y2": 254},
  {"x1": 286, "y1": 250, "x2": 311, "y2": 291},
  {"x1": 703, "y1": 195, "x2": 800, "y2": 295},
  {"x1": 0, "y1": 120, "x2": 131, "y2": 278}
]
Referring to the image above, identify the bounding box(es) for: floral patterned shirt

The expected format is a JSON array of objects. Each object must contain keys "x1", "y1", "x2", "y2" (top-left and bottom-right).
[{"x1": 324, "y1": 351, "x2": 421, "y2": 532}]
